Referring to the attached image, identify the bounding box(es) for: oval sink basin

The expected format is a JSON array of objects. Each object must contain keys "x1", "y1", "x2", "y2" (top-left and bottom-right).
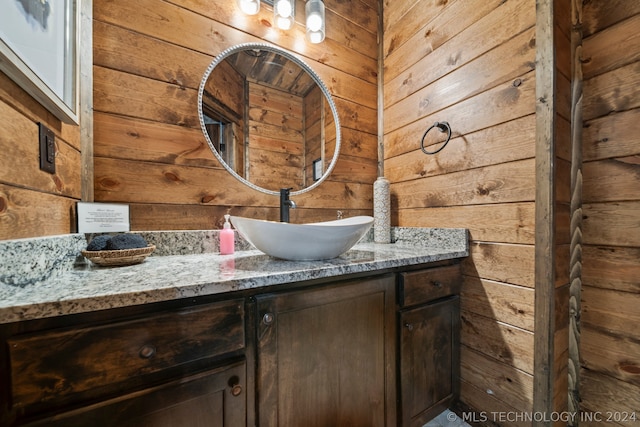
[{"x1": 230, "y1": 216, "x2": 374, "y2": 261}]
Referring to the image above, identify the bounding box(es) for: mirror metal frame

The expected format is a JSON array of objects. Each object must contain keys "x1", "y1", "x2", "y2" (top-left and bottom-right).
[{"x1": 197, "y1": 42, "x2": 341, "y2": 196}]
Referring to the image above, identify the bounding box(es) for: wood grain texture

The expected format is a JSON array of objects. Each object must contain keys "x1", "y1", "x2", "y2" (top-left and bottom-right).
[
  {"x1": 91, "y1": 0, "x2": 379, "y2": 227},
  {"x1": 0, "y1": 184, "x2": 78, "y2": 240},
  {"x1": 580, "y1": 369, "x2": 640, "y2": 426},
  {"x1": 461, "y1": 276, "x2": 535, "y2": 331},
  {"x1": 0, "y1": 71, "x2": 82, "y2": 238},
  {"x1": 460, "y1": 346, "x2": 533, "y2": 414},
  {"x1": 459, "y1": 378, "x2": 531, "y2": 427},
  {"x1": 580, "y1": 16, "x2": 640, "y2": 421},
  {"x1": 9, "y1": 299, "x2": 245, "y2": 410},
  {"x1": 461, "y1": 310, "x2": 534, "y2": 374},
  {"x1": 256, "y1": 276, "x2": 396, "y2": 427}
]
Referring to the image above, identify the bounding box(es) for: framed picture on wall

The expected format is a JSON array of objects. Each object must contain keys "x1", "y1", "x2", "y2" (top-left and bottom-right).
[{"x1": 0, "y1": 0, "x2": 79, "y2": 124}]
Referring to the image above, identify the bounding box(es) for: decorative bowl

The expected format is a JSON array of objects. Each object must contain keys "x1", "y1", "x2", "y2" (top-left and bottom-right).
[{"x1": 81, "y1": 245, "x2": 156, "y2": 267}]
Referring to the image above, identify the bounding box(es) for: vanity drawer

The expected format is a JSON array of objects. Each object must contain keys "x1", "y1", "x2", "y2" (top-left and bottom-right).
[
  {"x1": 8, "y1": 298, "x2": 245, "y2": 410},
  {"x1": 399, "y1": 264, "x2": 461, "y2": 307}
]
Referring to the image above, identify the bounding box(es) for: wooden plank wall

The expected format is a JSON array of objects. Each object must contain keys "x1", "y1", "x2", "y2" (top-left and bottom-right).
[
  {"x1": 580, "y1": 2, "x2": 640, "y2": 425},
  {"x1": 383, "y1": 0, "x2": 539, "y2": 423},
  {"x1": 92, "y1": 0, "x2": 379, "y2": 229},
  {"x1": 246, "y1": 82, "x2": 304, "y2": 190},
  {"x1": 0, "y1": 1, "x2": 92, "y2": 241},
  {"x1": 0, "y1": 76, "x2": 82, "y2": 240}
]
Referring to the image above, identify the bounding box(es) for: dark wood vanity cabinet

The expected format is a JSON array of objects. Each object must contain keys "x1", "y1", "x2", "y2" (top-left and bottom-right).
[
  {"x1": 0, "y1": 263, "x2": 462, "y2": 427},
  {"x1": 2, "y1": 298, "x2": 247, "y2": 427},
  {"x1": 254, "y1": 274, "x2": 397, "y2": 427},
  {"x1": 397, "y1": 264, "x2": 461, "y2": 427}
]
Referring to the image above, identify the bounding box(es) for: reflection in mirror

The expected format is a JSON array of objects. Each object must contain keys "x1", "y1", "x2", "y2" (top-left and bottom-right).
[{"x1": 198, "y1": 43, "x2": 340, "y2": 195}]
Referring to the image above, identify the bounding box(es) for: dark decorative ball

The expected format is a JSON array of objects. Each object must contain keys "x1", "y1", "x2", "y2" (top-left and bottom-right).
[
  {"x1": 106, "y1": 233, "x2": 148, "y2": 250},
  {"x1": 86, "y1": 235, "x2": 111, "y2": 251}
]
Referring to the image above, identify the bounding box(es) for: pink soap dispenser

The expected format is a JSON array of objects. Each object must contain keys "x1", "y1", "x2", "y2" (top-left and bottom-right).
[{"x1": 220, "y1": 214, "x2": 235, "y2": 255}]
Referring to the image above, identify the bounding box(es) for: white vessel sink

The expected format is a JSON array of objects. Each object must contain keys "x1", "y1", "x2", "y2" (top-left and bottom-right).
[{"x1": 230, "y1": 216, "x2": 374, "y2": 261}]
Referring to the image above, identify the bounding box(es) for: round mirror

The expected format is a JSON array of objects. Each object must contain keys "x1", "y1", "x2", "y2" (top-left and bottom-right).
[{"x1": 197, "y1": 43, "x2": 341, "y2": 196}]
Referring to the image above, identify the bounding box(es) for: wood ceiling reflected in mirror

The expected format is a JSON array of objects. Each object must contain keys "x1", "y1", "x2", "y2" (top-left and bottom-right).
[{"x1": 198, "y1": 43, "x2": 341, "y2": 195}]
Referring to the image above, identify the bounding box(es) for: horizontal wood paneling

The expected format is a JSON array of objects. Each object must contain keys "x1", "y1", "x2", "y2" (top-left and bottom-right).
[
  {"x1": 383, "y1": 0, "x2": 506, "y2": 83},
  {"x1": 392, "y1": 159, "x2": 536, "y2": 210},
  {"x1": 384, "y1": 0, "x2": 540, "y2": 416},
  {"x1": 398, "y1": 203, "x2": 535, "y2": 245},
  {"x1": 0, "y1": 184, "x2": 78, "y2": 240},
  {"x1": 582, "y1": 0, "x2": 640, "y2": 37},
  {"x1": 582, "y1": 61, "x2": 640, "y2": 122},
  {"x1": 461, "y1": 310, "x2": 534, "y2": 374},
  {"x1": 583, "y1": 109, "x2": 640, "y2": 162},
  {"x1": 580, "y1": 370, "x2": 640, "y2": 426},
  {"x1": 384, "y1": 70, "x2": 536, "y2": 159},
  {"x1": 581, "y1": 6, "x2": 640, "y2": 420},
  {"x1": 582, "y1": 201, "x2": 640, "y2": 247},
  {"x1": 582, "y1": 245, "x2": 640, "y2": 293},
  {"x1": 581, "y1": 327, "x2": 640, "y2": 387},
  {"x1": 582, "y1": 14, "x2": 640, "y2": 80},
  {"x1": 93, "y1": 0, "x2": 379, "y2": 227},
  {"x1": 582, "y1": 285, "x2": 640, "y2": 338},
  {"x1": 463, "y1": 243, "x2": 535, "y2": 289},
  {"x1": 459, "y1": 379, "x2": 530, "y2": 427},
  {"x1": 385, "y1": 115, "x2": 536, "y2": 183},
  {"x1": 93, "y1": 113, "x2": 215, "y2": 166},
  {"x1": 583, "y1": 157, "x2": 640, "y2": 203},
  {"x1": 460, "y1": 346, "x2": 534, "y2": 414},
  {"x1": 0, "y1": 70, "x2": 82, "y2": 239},
  {"x1": 461, "y1": 277, "x2": 535, "y2": 331},
  {"x1": 384, "y1": 2, "x2": 535, "y2": 111}
]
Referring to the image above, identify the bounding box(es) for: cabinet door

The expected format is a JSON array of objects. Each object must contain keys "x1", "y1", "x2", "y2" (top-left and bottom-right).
[
  {"x1": 256, "y1": 275, "x2": 396, "y2": 427},
  {"x1": 28, "y1": 361, "x2": 247, "y2": 427},
  {"x1": 399, "y1": 296, "x2": 460, "y2": 427}
]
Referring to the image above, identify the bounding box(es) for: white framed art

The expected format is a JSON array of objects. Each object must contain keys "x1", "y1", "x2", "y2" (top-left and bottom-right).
[{"x1": 0, "y1": 0, "x2": 79, "y2": 124}]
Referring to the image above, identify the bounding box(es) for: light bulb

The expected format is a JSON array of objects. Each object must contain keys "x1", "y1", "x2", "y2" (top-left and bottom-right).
[
  {"x1": 305, "y1": 0, "x2": 325, "y2": 43},
  {"x1": 238, "y1": 0, "x2": 259, "y2": 15},
  {"x1": 274, "y1": 0, "x2": 295, "y2": 30},
  {"x1": 307, "y1": 14, "x2": 322, "y2": 32},
  {"x1": 275, "y1": 0, "x2": 292, "y2": 17}
]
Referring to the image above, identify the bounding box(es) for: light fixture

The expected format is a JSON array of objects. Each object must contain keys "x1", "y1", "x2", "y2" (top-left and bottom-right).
[
  {"x1": 238, "y1": 0, "x2": 260, "y2": 15},
  {"x1": 274, "y1": 0, "x2": 295, "y2": 30},
  {"x1": 305, "y1": 0, "x2": 325, "y2": 44}
]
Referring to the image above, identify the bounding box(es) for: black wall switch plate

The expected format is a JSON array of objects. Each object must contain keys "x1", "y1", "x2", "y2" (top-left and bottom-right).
[{"x1": 39, "y1": 123, "x2": 55, "y2": 174}]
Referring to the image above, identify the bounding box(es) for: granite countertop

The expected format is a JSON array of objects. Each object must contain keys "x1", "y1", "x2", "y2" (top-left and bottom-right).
[{"x1": 0, "y1": 228, "x2": 468, "y2": 325}]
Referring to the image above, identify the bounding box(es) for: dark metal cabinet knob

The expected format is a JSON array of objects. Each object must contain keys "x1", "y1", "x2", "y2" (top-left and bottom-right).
[
  {"x1": 262, "y1": 312, "x2": 274, "y2": 325},
  {"x1": 231, "y1": 385, "x2": 243, "y2": 396},
  {"x1": 139, "y1": 345, "x2": 156, "y2": 359}
]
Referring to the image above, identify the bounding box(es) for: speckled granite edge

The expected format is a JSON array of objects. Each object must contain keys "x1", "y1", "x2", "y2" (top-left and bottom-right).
[
  {"x1": 0, "y1": 234, "x2": 86, "y2": 288},
  {"x1": 0, "y1": 227, "x2": 467, "y2": 288}
]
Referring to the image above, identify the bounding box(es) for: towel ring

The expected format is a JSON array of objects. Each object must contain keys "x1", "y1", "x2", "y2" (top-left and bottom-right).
[{"x1": 420, "y1": 121, "x2": 452, "y2": 155}]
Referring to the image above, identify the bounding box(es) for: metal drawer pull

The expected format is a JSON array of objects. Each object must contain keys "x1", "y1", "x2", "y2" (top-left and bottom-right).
[
  {"x1": 139, "y1": 345, "x2": 156, "y2": 359},
  {"x1": 404, "y1": 323, "x2": 414, "y2": 331},
  {"x1": 262, "y1": 312, "x2": 274, "y2": 325},
  {"x1": 431, "y1": 281, "x2": 443, "y2": 288},
  {"x1": 228, "y1": 375, "x2": 242, "y2": 396}
]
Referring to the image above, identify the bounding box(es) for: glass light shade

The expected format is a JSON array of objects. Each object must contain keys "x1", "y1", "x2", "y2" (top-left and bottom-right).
[
  {"x1": 305, "y1": 0, "x2": 325, "y2": 43},
  {"x1": 274, "y1": 0, "x2": 295, "y2": 30},
  {"x1": 238, "y1": 0, "x2": 260, "y2": 15}
]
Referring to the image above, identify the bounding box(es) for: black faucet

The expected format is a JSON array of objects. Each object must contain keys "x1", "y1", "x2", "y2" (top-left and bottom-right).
[{"x1": 280, "y1": 188, "x2": 296, "y2": 222}]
